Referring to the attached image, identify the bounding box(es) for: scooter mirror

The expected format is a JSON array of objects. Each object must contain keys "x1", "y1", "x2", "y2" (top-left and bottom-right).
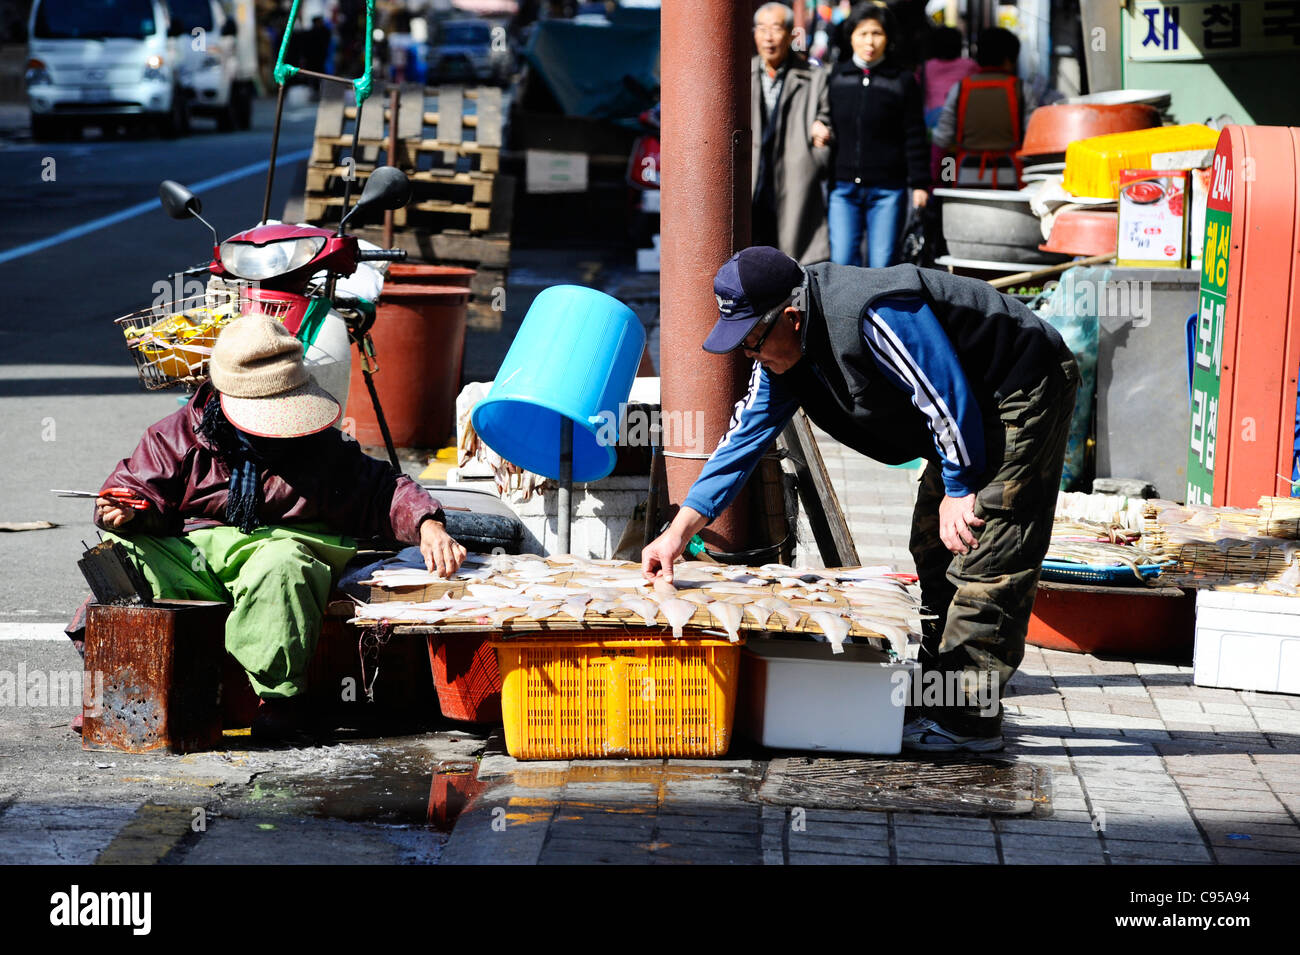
[
  {"x1": 341, "y1": 166, "x2": 412, "y2": 227},
  {"x1": 159, "y1": 180, "x2": 202, "y2": 220}
]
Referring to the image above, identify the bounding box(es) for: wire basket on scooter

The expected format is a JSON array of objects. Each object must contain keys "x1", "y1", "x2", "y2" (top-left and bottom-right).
[{"x1": 115, "y1": 284, "x2": 296, "y2": 390}]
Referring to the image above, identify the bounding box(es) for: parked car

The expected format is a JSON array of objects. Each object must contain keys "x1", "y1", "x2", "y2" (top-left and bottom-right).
[
  {"x1": 26, "y1": 0, "x2": 189, "y2": 140},
  {"x1": 427, "y1": 17, "x2": 513, "y2": 86},
  {"x1": 168, "y1": 0, "x2": 254, "y2": 131}
]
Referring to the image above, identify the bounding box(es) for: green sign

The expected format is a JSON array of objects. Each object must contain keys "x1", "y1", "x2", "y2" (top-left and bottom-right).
[{"x1": 1186, "y1": 203, "x2": 1231, "y2": 504}]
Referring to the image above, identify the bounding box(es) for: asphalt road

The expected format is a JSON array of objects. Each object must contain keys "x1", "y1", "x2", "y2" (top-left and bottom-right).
[{"x1": 0, "y1": 98, "x2": 320, "y2": 624}]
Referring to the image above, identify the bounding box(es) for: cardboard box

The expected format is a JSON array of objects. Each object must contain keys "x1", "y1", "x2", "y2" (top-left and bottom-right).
[{"x1": 1117, "y1": 168, "x2": 1190, "y2": 268}]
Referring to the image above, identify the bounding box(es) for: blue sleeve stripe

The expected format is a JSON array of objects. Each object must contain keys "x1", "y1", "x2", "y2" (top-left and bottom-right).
[
  {"x1": 683, "y1": 361, "x2": 798, "y2": 520},
  {"x1": 863, "y1": 309, "x2": 973, "y2": 468},
  {"x1": 717, "y1": 360, "x2": 765, "y2": 453}
]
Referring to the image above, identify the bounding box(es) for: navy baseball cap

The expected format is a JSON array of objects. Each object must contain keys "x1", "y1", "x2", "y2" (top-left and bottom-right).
[{"x1": 702, "y1": 246, "x2": 805, "y2": 354}]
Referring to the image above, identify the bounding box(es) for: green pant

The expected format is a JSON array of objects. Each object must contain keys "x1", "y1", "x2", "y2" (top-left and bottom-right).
[
  {"x1": 107, "y1": 524, "x2": 357, "y2": 699},
  {"x1": 908, "y1": 340, "x2": 1079, "y2": 736}
]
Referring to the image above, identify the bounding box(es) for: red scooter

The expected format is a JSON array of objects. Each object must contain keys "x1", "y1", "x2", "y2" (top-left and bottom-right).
[{"x1": 156, "y1": 168, "x2": 413, "y2": 469}]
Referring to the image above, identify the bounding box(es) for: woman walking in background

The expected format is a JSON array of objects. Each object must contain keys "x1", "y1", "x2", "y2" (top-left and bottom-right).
[{"x1": 826, "y1": 3, "x2": 929, "y2": 267}]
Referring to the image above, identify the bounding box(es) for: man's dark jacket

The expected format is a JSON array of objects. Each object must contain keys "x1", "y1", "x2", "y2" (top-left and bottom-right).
[{"x1": 772, "y1": 262, "x2": 1068, "y2": 476}]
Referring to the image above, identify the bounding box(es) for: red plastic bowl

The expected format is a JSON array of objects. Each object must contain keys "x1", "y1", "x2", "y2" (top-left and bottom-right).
[{"x1": 1039, "y1": 209, "x2": 1118, "y2": 256}]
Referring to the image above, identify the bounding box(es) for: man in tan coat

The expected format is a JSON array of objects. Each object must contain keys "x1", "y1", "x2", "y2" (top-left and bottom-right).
[{"x1": 752, "y1": 2, "x2": 833, "y2": 265}]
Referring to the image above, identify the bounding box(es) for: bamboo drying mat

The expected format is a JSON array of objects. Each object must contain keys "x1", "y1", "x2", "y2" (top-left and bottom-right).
[{"x1": 351, "y1": 565, "x2": 913, "y2": 642}]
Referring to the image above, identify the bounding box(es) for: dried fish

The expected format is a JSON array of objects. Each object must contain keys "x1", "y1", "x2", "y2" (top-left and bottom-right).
[
  {"x1": 756, "y1": 597, "x2": 802, "y2": 629},
  {"x1": 522, "y1": 584, "x2": 576, "y2": 601},
  {"x1": 679, "y1": 590, "x2": 715, "y2": 606},
  {"x1": 490, "y1": 607, "x2": 528, "y2": 626},
  {"x1": 559, "y1": 596, "x2": 591, "y2": 622},
  {"x1": 809, "y1": 611, "x2": 851, "y2": 654},
  {"x1": 526, "y1": 601, "x2": 562, "y2": 620},
  {"x1": 704, "y1": 583, "x2": 771, "y2": 598},
  {"x1": 466, "y1": 584, "x2": 528, "y2": 605},
  {"x1": 652, "y1": 578, "x2": 678, "y2": 596},
  {"x1": 742, "y1": 603, "x2": 774, "y2": 628},
  {"x1": 588, "y1": 599, "x2": 621, "y2": 616},
  {"x1": 654, "y1": 596, "x2": 698, "y2": 639},
  {"x1": 708, "y1": 600, "x2": 744, "y2": 642},
  {"x1": 619, "y1": 596, "x2": 660, "y2": 627},
  {"x1": 847, "y1": 613, "x2": 909, "y2": 658}
]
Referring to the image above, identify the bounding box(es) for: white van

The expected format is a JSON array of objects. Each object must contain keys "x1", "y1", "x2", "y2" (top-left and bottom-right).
[
  {"x1": 26, "y1": 0, "x2": 189, "y2": 140},
  {"x1": 168, "y1": 0, "x2": 254, "y2": 132}
]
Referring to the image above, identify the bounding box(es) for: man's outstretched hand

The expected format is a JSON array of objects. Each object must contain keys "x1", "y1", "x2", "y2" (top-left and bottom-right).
[
  {"x1": 420, "y1": 518, "x2": 467, "y2": 578},
  {"x1": 642, "y1": 506, "x2": 709, "y2": 583},
  {"x1": 939, "y1": 492, "x2": 984, "y2": 555}
]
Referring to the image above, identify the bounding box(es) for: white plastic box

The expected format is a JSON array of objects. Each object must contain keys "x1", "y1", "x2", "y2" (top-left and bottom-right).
[
  {"x1": 1193, "y1": 590, "x2": 1300, "y2": 695},
  {"x1": 739, "y1": 639, "x2": 918, "y2": 754}
]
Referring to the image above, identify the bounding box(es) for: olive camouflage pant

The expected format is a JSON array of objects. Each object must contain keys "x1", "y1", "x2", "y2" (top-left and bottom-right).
[{"x1": 908, "y1": 341, "x2": 1079, "y2": 736}]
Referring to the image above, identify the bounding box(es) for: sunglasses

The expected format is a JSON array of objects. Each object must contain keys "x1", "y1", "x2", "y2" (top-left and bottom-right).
[{"x1": 739, "y1": 299, "x2": 792, "y2": 353}]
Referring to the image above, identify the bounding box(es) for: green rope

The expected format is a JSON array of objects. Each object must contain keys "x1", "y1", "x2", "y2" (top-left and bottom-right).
[{"x1": 272, "y1": 0, "x2": 374, "y2": 104}]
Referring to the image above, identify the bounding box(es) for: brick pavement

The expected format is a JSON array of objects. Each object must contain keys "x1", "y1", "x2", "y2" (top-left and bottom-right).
[{"x1": 440, "y1": 646, "x2": 1300, "y2": 864}]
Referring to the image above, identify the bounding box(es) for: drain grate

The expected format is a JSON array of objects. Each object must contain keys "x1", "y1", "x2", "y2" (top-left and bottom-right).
[{"x1": 758, "y1": 756, "x2": 1052, "y2": 816}]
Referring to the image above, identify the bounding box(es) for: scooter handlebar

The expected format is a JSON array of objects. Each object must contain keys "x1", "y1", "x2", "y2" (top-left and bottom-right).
[{"x1": 356, "y1": 249, "x2": 407, "y2": 262}]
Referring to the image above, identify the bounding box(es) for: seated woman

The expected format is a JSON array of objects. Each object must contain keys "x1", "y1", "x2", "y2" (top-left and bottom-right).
[{"x1": 86, "y1": 315, "x2": 466, "y2": 744}]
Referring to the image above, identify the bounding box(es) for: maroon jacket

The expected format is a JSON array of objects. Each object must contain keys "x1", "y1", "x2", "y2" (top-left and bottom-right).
[{"x1": 96, "y1": 383, "x2": 442, "y2": 544}]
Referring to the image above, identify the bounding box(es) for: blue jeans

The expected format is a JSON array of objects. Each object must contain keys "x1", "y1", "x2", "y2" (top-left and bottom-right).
[{"x1": 828, "y1": 181, "x2": 908, "y2": 268}]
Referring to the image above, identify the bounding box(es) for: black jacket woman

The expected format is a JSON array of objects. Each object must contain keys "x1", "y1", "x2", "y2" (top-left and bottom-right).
[{"x1": 826, "y1": 3, "x2": 930, "y2": 268}]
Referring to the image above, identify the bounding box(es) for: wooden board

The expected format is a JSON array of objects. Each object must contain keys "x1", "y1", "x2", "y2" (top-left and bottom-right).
[{"x1": 778, "y1": 411, "x2": 861, "y2": 567}]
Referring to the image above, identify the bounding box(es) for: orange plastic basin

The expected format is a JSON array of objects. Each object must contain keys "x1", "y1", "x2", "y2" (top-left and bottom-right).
[
  {"x1": 1019, "y1": 103, "x2": 1162, "y2": 159},
  {"x1": 1039, "y1": 208, "x2": 1118, "y2": 256}
]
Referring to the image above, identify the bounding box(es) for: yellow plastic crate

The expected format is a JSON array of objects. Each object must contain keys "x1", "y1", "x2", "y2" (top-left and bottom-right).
[
  {"x1": 493, "y1": 633, "x2": 740, "y2": 760},
  {"x1": 1063, "y1": 124, "x2": 1220, "y2": 199}
]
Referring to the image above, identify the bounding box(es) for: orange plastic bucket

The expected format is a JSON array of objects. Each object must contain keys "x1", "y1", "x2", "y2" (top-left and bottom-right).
[{"x1": 343, "y1": 283, "x2": 470, "y2": 449}]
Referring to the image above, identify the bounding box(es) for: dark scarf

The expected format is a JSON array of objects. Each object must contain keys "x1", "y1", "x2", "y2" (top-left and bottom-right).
[
  {"x1": 197, "y1": 394, "x2": 323, "y2": 533},
  {"x1": 197, "y1": 394, "x2": 265, "y2": 533}
]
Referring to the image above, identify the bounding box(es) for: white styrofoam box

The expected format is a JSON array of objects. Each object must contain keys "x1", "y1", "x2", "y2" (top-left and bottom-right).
[
  {"x1": 445, "y1": 472, "x2": 647, "y2": 560},
  {"x1": 636, "y1": 246, "x2": 660, "y2": 272},
  {"x1": 1193, "y1": 590, "x2": 1300, "y2": 695},
  {"x1": 739, "y1": 639, "x2": 918, "y2": 754}
]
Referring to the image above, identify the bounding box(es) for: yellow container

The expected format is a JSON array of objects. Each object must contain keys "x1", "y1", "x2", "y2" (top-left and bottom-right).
[
  {"x1": 493, "y1": 633, "x2": 740, "y2": 760},
  {"x1": 1063, "y1": 124, "x2": 1220, "y2": 199}
]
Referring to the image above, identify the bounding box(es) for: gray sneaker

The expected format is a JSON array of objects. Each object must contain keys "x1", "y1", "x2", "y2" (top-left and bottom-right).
[{"x1": 901, "y1": 716, "x2": 1003, "y2": 753}]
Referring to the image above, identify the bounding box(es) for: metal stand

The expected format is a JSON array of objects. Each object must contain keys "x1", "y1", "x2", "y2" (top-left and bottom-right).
[
  {"x1": 260, "y1": 81, "x2": 289, "y2": 224},
  {"x1": 557, "y1": 417, "x2": 573, "y2": 555}
]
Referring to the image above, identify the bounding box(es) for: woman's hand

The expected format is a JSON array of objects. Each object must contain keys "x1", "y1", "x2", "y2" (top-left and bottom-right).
[
  {"x1": 810, "y1": 120, "x2": 832, "y2": 148},
  {"x1": 95, "y1": 497, "x2": 136, "y2": 529},
  {"x1": 912, "y1": 188, "x2": 929, "y2": 209},
  {"x1": 420, "y1": 518, "x2": 467, "y2": 578},
  {"x1": 939, "y1": 493, "x2": 984, "y2": 555}
]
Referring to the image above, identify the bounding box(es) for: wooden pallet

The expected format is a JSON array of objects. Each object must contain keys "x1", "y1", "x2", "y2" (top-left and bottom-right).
[
  {"x1": 304, "y1": 194, "x2": 492, "y2": 232},
  {"x1": 308, "y1": 84, "x2": 503, "y2": 175},
  {"x1": 305, "y1": 164, "x2": 496, "y2": 204}
]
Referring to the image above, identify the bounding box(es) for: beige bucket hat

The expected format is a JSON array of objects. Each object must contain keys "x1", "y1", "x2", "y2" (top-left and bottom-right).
[{"x1": 208, "y1": 315, "x2": 341, "y2": 438}]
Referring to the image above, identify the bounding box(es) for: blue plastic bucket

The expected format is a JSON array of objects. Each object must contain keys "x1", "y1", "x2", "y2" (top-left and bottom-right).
[{"x1": 471, "y1": 285, "x2": 646, "y2": 482}]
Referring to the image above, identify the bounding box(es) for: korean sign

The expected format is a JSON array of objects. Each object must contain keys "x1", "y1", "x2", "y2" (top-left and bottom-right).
[
  {"x1": 1128, "y1": 0, "x2": 1300, "y2": 60},
  {"x1": 1186, "y1": 144, "x2": 1233, "y2": 505}
]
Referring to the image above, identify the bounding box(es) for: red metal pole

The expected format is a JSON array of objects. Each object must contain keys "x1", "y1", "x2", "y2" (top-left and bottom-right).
[{"x1": 659, "y1": 0, "x2": 753, "y2": 551}]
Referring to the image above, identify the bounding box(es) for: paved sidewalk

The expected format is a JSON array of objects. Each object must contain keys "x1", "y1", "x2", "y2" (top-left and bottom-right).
[
  {"x1": 809, "y1": 421, "x2": 920, "y2": 572},
  {"x1": 439, "y1": 646, "x2": 1300, "y2": 865}
]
